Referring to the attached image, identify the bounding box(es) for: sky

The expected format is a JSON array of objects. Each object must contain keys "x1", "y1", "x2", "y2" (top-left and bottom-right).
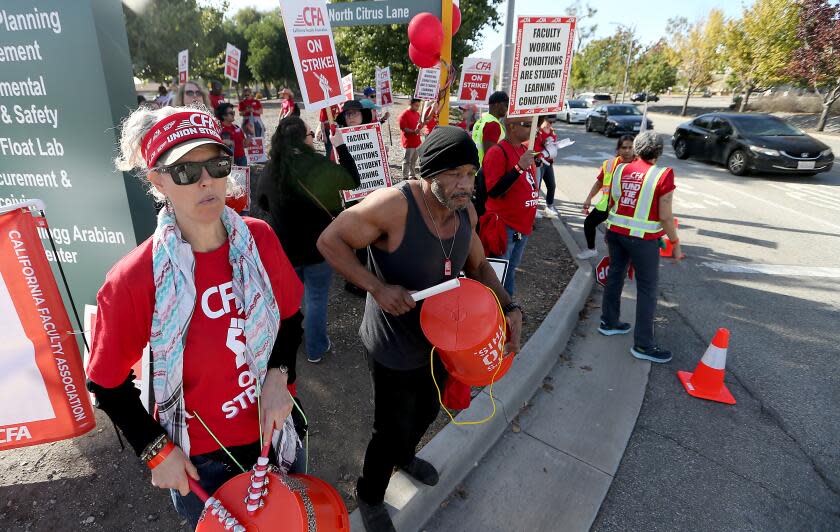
[{"x1": 210, "y1": 0, "x2": 751, "y2": 56}]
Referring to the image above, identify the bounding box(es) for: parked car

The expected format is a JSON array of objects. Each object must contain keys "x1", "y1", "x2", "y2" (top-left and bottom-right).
[
  {"x1": 577, "y1": 92, "x2": 613, "y2": 108},
  {"x1": 631, "y1": 92, "x2": 659, "y2": 102},
  {"x1": 585, "y1": 104, "x2": 652, "y2": 136},
  {"x1": 560, "y1": 99, "x2": 590, "y2": 124},
  {"x1": 671, "y1": 112, "x2": 834, "y2": 176}
]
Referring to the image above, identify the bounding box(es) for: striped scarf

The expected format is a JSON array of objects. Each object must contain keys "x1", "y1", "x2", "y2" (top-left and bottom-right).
[{"x1": 150, "y1": 205, "x2": 299, "y2": 468}]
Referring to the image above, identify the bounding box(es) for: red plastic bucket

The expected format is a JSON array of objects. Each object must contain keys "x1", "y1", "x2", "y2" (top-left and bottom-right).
[
  {"x1": 196, "y1": 471, "x2": 349, "y2": 532},
  {"x1": 419, "y1": 278, "x2": 513, "y2": 386}
]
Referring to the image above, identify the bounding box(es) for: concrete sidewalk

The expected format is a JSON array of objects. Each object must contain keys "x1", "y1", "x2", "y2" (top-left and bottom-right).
[{"x1": 425, "y1": 285, "x2": 650, "y2": 532}]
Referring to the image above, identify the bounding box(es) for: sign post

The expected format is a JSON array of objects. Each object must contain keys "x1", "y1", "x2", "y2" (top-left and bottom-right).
[
  {"x1": 224, "y1": 43, "x2": 241, "y2": 83},
  {"x1": 438, "y1": 0, "x2": 453, "y2": 126},
  {"x1": 178, "y1": 49, "x2": 189, "y2": 83},
  {"x1": 279, "y1": 0, "x2": 346, "y2": 111}
]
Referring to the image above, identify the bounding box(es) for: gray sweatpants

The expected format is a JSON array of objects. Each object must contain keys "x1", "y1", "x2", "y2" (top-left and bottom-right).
[
  {"x1": 600, "y1": 231, "x2": 660, "y2": 350},
  {"x1": 402, "y1": 147, "x2": 419, "y2": 180}
]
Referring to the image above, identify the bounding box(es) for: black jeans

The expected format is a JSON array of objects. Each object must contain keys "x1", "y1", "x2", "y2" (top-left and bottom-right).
[
  {"x1": 583, "y1": 208, "x2": 610, "y2": 249},
  {"x1": 356, "y1": 357, "x2": 445, "y2": 505},
  {"x1": 600, "y1": 231, "x2": 660, "y2": 350},
  {"x1": 538, "y1": 163, "x2": 556, "y2": 206}
]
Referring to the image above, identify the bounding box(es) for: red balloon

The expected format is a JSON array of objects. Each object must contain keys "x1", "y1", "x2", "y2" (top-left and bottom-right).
[
  {"x1": 408, "y1": 13, "x2": 443, "y2": 55},
  {"x1": 452, "y1": 5, "x2": 462, "y2": 35},
  {"x1": 409, "y1": 44, "x2": 441, "y2": 69}
]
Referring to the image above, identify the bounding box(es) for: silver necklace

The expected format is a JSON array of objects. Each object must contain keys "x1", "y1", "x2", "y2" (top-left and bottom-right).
[{"x1": 419, "y1": 184, "x2": 458, "y2": 276}]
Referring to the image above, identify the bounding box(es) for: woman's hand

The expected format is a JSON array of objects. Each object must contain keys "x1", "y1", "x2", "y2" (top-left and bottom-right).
[
  {"x1": 150, "y1": 446, "x2": 199, "y2": 496},
  {"x1": 330, "y1": 128, "x2": 345, "y2": 148},
  {"x1": 259, "y1": 368, "x2": 293, "y2": 443},
  {"x1": 582, "y1": 199, "x2": 591, "y2": 214}
]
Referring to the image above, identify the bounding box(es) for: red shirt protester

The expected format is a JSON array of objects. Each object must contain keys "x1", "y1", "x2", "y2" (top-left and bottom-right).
[
  {"x1": 398, "y1": 108, "x2": 423, "y2": 148},
  {"x1": 605, "y1": 159, "x2": 675, "y2": 240},
  {"x1": 221, "y1": 123, "x2": 247, "y2": 159},
  {"x1": 87, "y1": 218, "x2": 303, "y2": 456},
  {"x1": 209, "y1": 93, "x2": 226, "y2": 110},
  {"x1": 280, "y1": 98, "x2": 295, "y2": 117},
  {"x1": 482, "y1": 139, "x2": 539, "y2": 235},
  {"x1": 238, "y1": 97, "x2": 262, "y2": 117},
  {"x1": 534, "y1": 128, "x2": 558, "y2": 164},
  {"x1": 481, "y1": 120, "x2": 503, "y2": 145}
]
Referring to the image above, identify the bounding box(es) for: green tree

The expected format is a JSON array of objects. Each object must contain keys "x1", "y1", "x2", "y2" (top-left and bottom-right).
[
  {"x1": 244, "y1": 10, "x2": 297, "y2": 95},
  {"x1": 632, "y1": 41, "x2": 677, "y2": 95},
  {"x1": 570, "y1": 34, "x2": 631, "y2": 97},
  {"x1": 333, "y1": 0, "x2": 503, "y2": 95},
  {"x1": 668, "y1": 10, "x2": 725, "y2": 116},
  {"x1": 724, "y1": 0, "x2": 800, "y2": 112}
]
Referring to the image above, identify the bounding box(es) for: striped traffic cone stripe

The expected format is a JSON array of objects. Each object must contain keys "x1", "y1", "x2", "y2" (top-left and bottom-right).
[{"x1": 677, "y1": 328, "x2": 736, "y2": 405}]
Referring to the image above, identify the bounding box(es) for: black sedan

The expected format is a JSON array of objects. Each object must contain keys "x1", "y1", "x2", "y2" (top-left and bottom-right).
[
  {"x1": 631, "y1": 92, "x2": 659, "y2": 102},
  {"x1": 586, "y1": 104, "x2": 652, "y2": 136},
  {"x1": 671, "y1": 113, "x2": 834, "y2": 176}
]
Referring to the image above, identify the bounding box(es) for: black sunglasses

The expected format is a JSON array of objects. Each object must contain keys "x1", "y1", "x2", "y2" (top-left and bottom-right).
[
  {"x1": 184, "y1": 90, "x2": 199, "y2": 97},
  {"x1": 156, "y1": 157, "x2": 232, "y2": 185}
]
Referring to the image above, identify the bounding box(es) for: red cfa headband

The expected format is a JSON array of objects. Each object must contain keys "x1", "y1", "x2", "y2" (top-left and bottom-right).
[{"x1": 141, "y1": 111, "x2": 226, "y2": 168}]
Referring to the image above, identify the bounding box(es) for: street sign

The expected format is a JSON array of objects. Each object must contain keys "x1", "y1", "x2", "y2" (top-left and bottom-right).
[
  {"x1": 279, "y1": 0, "x2": 345, "y2": 111},
  {"x1": 508, "y1": 16, "x2": 576, "y2": 117},
  {"x1": 595, "y1": 255, "x2": 635, "y2": 287},
  {"x1": 327, "y1": 0, "x2": 441, "y2": 27}
]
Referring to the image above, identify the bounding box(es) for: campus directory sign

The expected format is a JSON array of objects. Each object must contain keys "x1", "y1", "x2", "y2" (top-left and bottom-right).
[{"x1": 0, "y1": 0, "x2": 156, "y2": 309}]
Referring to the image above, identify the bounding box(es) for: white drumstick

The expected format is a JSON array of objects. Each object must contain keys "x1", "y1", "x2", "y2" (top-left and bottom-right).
[{"x1": 411, "y1": 278, "x2": 461, "y2": 302}]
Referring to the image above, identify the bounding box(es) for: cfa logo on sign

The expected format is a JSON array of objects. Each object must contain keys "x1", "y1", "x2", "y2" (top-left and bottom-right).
[
  {"x1": 474, "y1": 61, "x2": 492, "y2": 71},
  {"x1": 295, "y1": 6, "x2": 325, "y2": 27}
]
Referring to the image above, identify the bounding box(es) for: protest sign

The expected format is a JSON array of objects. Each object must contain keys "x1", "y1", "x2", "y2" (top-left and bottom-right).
[
  {"x1": 0, "y1": 204, "x2": 95, "y2": 450},
  {"x1": 457, "y1": 57, "x2": 494, "y2": 104},
  {"x1": 336, "y1": 123, "x2": 392, "y2": 202},
  {"x1": 247, "y1": 138, "x2": 267, "y2": 165},
  {"x1": 178, "y1": 49, "x2": 189, "y2": 84},
  {"x1": 226, "y1": 165, "x2": 252, "y2": 212},
  {"x1": 83, "y1": 305, "x2": 151, "y2": 412},
  {"x1": 414, "y1": 66, "x2": 441, "y2": 101},
  {"x1": 279, "y1": 0, "x2": 345, "y2": 110},
  {"x1": 341, "y1": 73, "x2": 354, "y2": 101},
  {"x1": 224, "y1": 43, "x2": 241, "y2": 82},
  {"x1": 508, "y1": 17, "x2": 576, "y2": 117},
  {"x1": 375, "y1": 67, "x2": 394, "y2": 107}
]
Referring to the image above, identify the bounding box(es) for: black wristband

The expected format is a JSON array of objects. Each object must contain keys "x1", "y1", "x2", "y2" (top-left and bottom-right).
[{"x1": 502, "y1": 302, "x2": 522, "y2": 315}]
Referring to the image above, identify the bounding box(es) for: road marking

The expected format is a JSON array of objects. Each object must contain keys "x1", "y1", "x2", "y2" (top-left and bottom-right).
[
  {"x1": 701, "y1": 262, "x2": 840, "y2": 278},
  {"x1": 694, "y1": 177, "x2": 840, "y2": 232},
  {"x1": 766, "y1": 182, "x2": 840, "y2": 212}
]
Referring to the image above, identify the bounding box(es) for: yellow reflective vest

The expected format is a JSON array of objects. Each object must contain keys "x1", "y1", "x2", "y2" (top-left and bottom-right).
[
  {"x1": 595, "y1": 157, "x2": 623, "y2": 212},
  {"x1": 606, "y1": 163, "x2": 670, "y2": 238},
  {"x1": 472, "y1": 113, "x2": 506, "y2": 164}
]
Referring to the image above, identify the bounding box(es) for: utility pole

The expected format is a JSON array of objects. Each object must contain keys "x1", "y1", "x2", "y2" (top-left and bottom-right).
[
  {"x1": 621, "y1": 33, "x2": 632, "y2": 103},
  {"x1": 498, "y1": 0, "x2": 515, "y2": 91}
]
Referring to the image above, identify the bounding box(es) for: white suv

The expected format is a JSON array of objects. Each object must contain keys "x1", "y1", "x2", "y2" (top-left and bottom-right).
[{"x1": 577, "y1": 93, "x2": 613, "y2": 108}]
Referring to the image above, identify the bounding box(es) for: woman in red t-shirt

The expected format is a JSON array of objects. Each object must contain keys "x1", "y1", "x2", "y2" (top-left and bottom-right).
[
  {"x1": 533, "y1": 115, "x2": 559, "y2": 217},
  {"x1": 87, "y1": 106, "x2": 305, "y2": 528},
  {"x1": 278, "y1": 88, "x2": 298, "y2": 120},
  {"x1": 216, "y1": 102, "x2": 249, "y2": 166},
  {"x1": 238, "y1": 86, "x2": 264, "y2": 137}
]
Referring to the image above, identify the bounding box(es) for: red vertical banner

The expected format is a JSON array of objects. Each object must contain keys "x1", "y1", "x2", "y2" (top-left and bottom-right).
[{"x1": 0, "y1": 205, "x2": 95, "y2": 450}]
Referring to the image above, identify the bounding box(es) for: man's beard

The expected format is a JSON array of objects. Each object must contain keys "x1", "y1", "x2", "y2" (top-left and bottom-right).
[{"x1": 431, "y1": 179, "x2": 471, "y2": 211}]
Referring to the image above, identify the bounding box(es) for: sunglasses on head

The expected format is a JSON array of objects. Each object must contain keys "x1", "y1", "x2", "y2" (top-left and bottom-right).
[{"x1": 156, "y1": 157, "x2": 232, "y2": 185}]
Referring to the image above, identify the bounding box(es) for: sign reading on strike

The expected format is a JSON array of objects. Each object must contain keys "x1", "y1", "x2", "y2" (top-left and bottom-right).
[
  {"x1": 178, "y1": 49, "x2": 189, "y2": 84},
  {"x1": 508, "y1": 16, "x2": 576, "y2": 117},
  {"x1": 0, "y1": 204, "x2": 95, "y2": 450},
  {"x1": 457, "y1": 57, "x2": 495, "y2": 104},
  {"x1": 376, "y1": 66, "x2": 393, "y2": 107},
  {"x1": 336, "y1": 123, "x2": 392, "y2": 202},
  {"x1": 341, "y1": 73, "x2": 354, "y2": 101},
  {"x1": 247, "y1": 138, "x2": 267, "y2": 165},
  {"x1": 224, "y1": 43, "x2": 241, "y2": 82},
  {"x1": 279, "y1": 0, "x2": 345, "y2": 110},
  {"x1": 414, "y1": 66, "x2": 441, "y2": 101}
]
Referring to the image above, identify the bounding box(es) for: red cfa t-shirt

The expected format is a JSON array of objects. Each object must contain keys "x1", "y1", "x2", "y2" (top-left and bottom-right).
[
  {"x1": 238, "y1": 97, "x2": 262, "y2": 117},
  {"x1": 86, "y1": 218, "x2": 303, "y2": 455},
  {"x1": 607, "y1": 159, "x2": 676, "y2": 240},
  {"x1": 482, "y1": 140, "x2": 539, "y2": 235},
  {"x1": 221, "y1": 123, "x2": 246, "y2": 158},
  {"x1": 399, "y1": 108, "x2": 422, "y2": 148},
  {"x1": 482, "y1": 121, "x2": 503, "y2": 145},
  {"x1": 209, "y1": 94, "x2": 226, "y2": 110}
]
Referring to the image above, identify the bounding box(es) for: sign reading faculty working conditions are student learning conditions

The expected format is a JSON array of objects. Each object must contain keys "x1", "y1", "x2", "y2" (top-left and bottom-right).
[
  {"x1": 508, "y1": 17, "x2": 576, "y2": 117},
  {"x1": 279, "y1": 0, "x2": 345, "y2": 111},
  {"x1": 337, "y1": 123, "x2": 391, "y2": 203}
]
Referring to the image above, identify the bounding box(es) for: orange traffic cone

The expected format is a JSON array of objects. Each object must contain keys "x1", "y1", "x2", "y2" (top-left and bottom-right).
[
  {"x1": 660, "y1": 218, "x2": 679, "y2": 257},
  {"x1": 677, "y1": 328, "x2": 736, "y2": 405}
]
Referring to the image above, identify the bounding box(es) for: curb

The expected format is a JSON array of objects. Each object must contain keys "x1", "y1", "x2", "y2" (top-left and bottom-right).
[{"x1": 349, "y1": 218, "x2": 594, "y2": 532}]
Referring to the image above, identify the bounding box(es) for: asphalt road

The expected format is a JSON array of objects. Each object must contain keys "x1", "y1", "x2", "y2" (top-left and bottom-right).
[{"x1": 549, "y1": 114, "x2": 840, "y2": 529}]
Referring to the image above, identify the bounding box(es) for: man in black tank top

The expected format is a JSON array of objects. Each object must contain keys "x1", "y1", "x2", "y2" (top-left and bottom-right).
[{"x1": 318, "y1": 127, "x2": 523, "y2": 532}]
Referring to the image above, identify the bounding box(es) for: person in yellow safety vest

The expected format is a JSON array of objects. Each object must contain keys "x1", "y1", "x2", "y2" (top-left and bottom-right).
[
  {"x1": 472, "y1": 91, "x2": 508, "y2": 164},
  {"x1": 598, "y1": 130, "x2": 683, "y2": 364},
  {"x1": 577, "y1": 135, "x2": 636, "y2": 259}
]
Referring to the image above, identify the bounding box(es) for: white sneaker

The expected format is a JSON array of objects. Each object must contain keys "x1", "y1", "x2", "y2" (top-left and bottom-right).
[
  {"x1": 576, "y1": 248, "x2": 598, "y2": 260},
  {"x1": 543, "y1": 207, "x2": 558, "y2": 219},
  {"x1": 535, "y1": 210, "x2": 544, "y2": 219}
]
